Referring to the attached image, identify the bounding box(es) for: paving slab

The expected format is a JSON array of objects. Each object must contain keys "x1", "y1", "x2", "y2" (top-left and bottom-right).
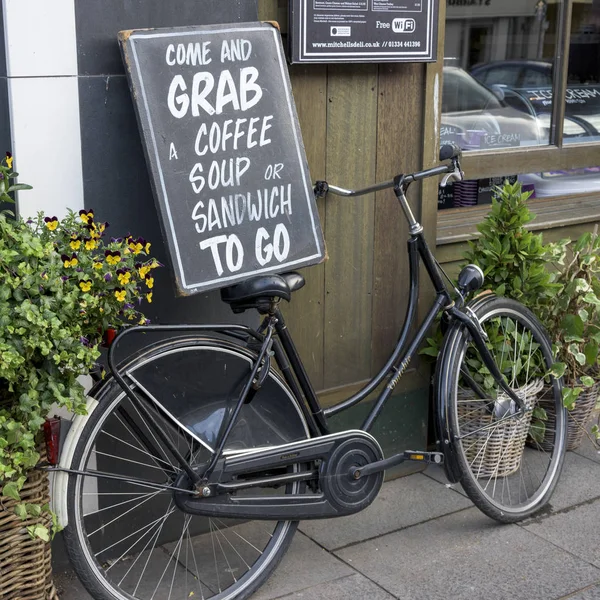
[
  {"x1": 252, "y1": 531, "x2": 355, "y2": 600},
  {"x1": 271, "y1": 573, "x2": 395, "y2": 600},
  {"x1": 573, "y1": 411, "x2": 600, "y2": 465},
  {"x1": 53, "y1": 566, "x2": 93, "y2": 600},
  {"x1": 336, "y1": 507, "x2": 600, "y2": 600},
  {"x1": 546, "y1": 451, "x2": 600, "y2": 511},
  {"x1": 524, "y1": 499, "x2": 600, "y2": 569},
  {"x1": 422, "y1": 463, "x2": 467, "y2": 496},
  {"x1": 558, "y1": 583, "x2": 600, "y2": 599},
  {"x1": 299, "y1": 473, "x2": 471, "y2": 550}
]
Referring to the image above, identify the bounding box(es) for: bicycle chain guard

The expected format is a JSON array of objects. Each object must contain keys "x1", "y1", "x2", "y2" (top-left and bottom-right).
[{"x1": 172, "y1": 430, "x2": 384, "y2": 520}]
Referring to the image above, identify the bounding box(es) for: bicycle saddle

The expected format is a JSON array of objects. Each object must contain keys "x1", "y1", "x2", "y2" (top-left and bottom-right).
[{"x1": 221, "y1": 272, "x2": 305, "y2": 312}]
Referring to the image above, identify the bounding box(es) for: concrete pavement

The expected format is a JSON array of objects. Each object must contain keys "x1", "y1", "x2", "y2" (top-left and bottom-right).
[{"x1": 53, "y1": 416, "x2": 600, "y2": 600}]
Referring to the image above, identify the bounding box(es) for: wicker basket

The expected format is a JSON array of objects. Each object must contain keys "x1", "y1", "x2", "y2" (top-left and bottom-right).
[
  {"x1": 457, "y1": 379, "x2": 544, "y2": 478},
  {"x1": 0, "y1": 446, "x2": 59, "y2": 600},
  {"x1": 536, "y1": 381, "x2": 600, "y2": 452}
]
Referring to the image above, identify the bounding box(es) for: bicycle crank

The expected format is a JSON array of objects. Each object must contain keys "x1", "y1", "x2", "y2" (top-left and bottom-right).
[{"x1": 172, "y1": 430, "x2": 385, "y2": 520}]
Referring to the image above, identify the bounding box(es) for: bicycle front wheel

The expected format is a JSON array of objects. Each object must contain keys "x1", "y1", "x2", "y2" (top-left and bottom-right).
[
  {"x1": 435, "y1": 296, "x2": 567, "y2": 523},
  {"x1": 63, "y1": 336, "x2": 310, "y2": 600}
]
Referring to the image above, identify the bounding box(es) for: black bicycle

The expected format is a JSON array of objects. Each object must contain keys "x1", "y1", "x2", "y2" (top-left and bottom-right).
[{"x1": 57, "y1": 144, "x2": 567, "y2": 600}]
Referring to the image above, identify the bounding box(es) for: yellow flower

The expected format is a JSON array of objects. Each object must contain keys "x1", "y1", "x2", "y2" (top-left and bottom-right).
[
  {"x1": 138, "y1": 265, "x2": 151, "y2": 278},
  {"x1": 139, "y1": 316, "x2": 147, "y2": 325},
  {"x1": 6, "y1": 155, "x2": 13, "y2": 170},
  {"x1": 145, "y1": 276, "x2": 154, "y2": 289},
  {"x1": 105, "y1": 251, "x2": 121, "y2": 265},
  {"x1": 79, "y1": 209, "x2": 94, "y2": 224},
  {"x1": 70, "y1": 239, "x2": 81, "y2": 251},
  {"x1": 144, "y1": 242, "x2": 151, "y2": 253},
  {"x1": 117, "y1": 271, "x2": 131, "y2": 285},
  {"x1": 44, "y1": 217, "x2": 59, "y2": 231},
  {"x1": 93, "y1": 261, "x2": 103, "y2": 270},
  {"x1": 85, "y1": 238, "x2": 98, "y2": 251},
  {"x1": 79, "y1": 280, "x2": 92, "y2": 292},
  {"x1": 114, "y1": 289, "x2": 126, "y2": 302},
  {"x1": 62, "y1": 254, "x2": 78, "y2": 268},
  {"x1": 146, "y1": 292, "x2": 153, "y2": 303}
]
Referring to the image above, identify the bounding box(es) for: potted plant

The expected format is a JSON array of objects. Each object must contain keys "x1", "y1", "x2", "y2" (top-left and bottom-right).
[
  {"x1": 535, "y1": 230, "x2": 600, "y2": 450},
  {"x1": 461, "y1": 179, "x2": 600, "y2": 450},
  {"x1": 0, "y1": 154, "x2": 158, "y2": 599}
]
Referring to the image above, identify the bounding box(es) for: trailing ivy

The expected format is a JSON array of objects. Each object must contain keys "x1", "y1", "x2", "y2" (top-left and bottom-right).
[{"x1": 0, "y1": 157, "x2": 158, "y2": 539}]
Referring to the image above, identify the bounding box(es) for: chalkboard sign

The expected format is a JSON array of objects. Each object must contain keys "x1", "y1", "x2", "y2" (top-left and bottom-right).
[
  {"x1": 119, "y1": 22, "x2": 325, "y2": 295},
  {"x1": 289, "y1": 0, "x2": 438, "y2": 63}
]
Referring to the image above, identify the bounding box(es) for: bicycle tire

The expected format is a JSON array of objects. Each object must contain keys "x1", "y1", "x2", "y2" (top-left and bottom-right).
[
  {"x1": 62, "y1": 335, "x2": 310, "y2": 600},
  {"x1": 435, "y1": 296, "x2": 567, "y2": 523}
]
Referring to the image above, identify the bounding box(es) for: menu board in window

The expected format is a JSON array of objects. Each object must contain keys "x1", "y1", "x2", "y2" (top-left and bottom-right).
[{"x1": 290, "y1": 0, "x2": 439, "y2": 63}]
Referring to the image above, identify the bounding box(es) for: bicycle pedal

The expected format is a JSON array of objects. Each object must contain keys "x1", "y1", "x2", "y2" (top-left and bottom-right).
[{"x1": 403, "y1": 451, "x2": 444, "y2": 465}]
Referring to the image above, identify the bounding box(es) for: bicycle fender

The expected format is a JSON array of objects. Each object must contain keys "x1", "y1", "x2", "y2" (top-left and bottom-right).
[
  {"x1": 50, "y1": 396, "x2": 99, "y2": 528},
  {"x1": 433, "y1": 293, "x2": 499, "y2": 484}
]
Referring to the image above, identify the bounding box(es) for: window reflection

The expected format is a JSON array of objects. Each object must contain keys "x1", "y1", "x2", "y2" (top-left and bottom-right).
[
  {"x1": 520, "y1": 166, "x2": 600, "y2": 197},
  {"x1": 443, "y1": 0, "x2": 560, "y2": 151},
  {"x1": 564, "y1": 1, "x2": 600, "y2": 144}
]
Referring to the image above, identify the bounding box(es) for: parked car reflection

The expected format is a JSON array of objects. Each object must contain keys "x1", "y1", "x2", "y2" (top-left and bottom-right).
[
  {"x1": 470, "y1": 60, "x2": 600, "y2": 144},
  {"x1": 441, "y1": 67, "x2": 543, "y2": 151}
]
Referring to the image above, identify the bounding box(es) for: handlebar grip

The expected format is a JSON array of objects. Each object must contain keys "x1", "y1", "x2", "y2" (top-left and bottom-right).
[{"x1": 439, "y1": 142, "x2": 462, "y2": 162}]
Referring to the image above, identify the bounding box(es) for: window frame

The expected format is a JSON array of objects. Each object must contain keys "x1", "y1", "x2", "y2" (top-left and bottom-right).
[{"x1": 431, "y1": 0, "x2": 600, "y2": 238}]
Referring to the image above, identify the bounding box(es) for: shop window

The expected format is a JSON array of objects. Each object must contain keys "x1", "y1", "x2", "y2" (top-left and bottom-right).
[
  {"x1": 519, "y1": 166, "x2": 600, "y2": 198},
  {"x1": 564, "y1": 1, "x2": 600, "y2": 144},
  {"x1": 443, "y1": 0, "x2": 561, "y2": 153}
]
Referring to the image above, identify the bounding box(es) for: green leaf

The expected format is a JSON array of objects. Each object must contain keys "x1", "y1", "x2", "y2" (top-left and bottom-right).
[
  {"x1": 584, "y1": 341, "x2": 599, "y2": 367},
  {"x1": 6, "y1": 184, "x2": 33, "y2": 192},
  {"x1": 550, "y1": 362, "x2": 567, "y2": 379},
  {"x1": 2, "y1": 482, "x2": 20, "y2": 501},
  {"x1": 561, "y1": 315, "x2": 584, "y2": 338},
  {"x1": 529, "y1": 420, "x2": 546, "y2": 444},
  {"x1": 580, "y1": 376, "x2": 595, "y2": 387},
  {"x1": 27, "y1": 524, "x2": 50, "y2": 542}
]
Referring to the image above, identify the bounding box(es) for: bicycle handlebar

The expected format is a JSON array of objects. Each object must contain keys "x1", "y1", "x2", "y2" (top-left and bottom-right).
[{"x1": 316, "y1": 143, "x2": 463, "y2": 198}]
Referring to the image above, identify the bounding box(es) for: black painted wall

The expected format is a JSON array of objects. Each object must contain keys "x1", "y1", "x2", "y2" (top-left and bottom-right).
[
  {"x1": 75, "y1": 1, "x2": 259, "y2": 328},
  {"x1": 0, "y1": 5, "x2": 13, "y2": 215}
]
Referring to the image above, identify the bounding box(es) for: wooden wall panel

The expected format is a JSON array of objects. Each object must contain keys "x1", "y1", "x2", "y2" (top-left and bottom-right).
[
  {"x1": 323, "y1": 64, "x2": 378, "y2": 389},
  {"x1": 284, "y1": 64, "x2": 328, "y2": 390},
  {"x1": 371, "y1": 63, "x2": 425, "y2": 373}
]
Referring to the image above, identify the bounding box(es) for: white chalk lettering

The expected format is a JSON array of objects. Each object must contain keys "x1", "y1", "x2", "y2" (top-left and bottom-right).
[
  {"x1": 169, "y1": 143, "x2": 179, "y2": 160},
  {"x1": 255, "y1": 227, "x2": 272, "y2": 266},
  {"x1": 215, "y1": 70, "x2": 241, "y2": 114},
  {"x1": 194, "y1": 118, "x2": 273, "y2": 156},
  {"x1": 193, "y1": 185, "x2": 292, "y2": 234},
  {"x1": 226, "y1": 235, "x2": 244, "y2": 272},
  {"x1": 189, "y1": 163, "x2": 205, "y2": 194},
  {"x1": 273, "y1": 223, "x2": 290, "y2": 262},
  {"x1": 265, "y1": 162, "x2": 284, "y2": 180},
  {"x1": 199, "y1": 234, "x2": 244, "y2": 276},
  {"x1": 191, "y1": 72, "x2": 216, "y2": 116},
  {"x1": 168, "y1": 67, "x2": 263, "y2": 118},
  {"x1": 255, "y1": 224, "x2": 291, "y2": 266},
  {"x1": 221, "y1": 39, "x2": 252, "y2": 62},
  {"x1": 239, "y1": 67, "x2": 262, "y2": 111},
  {"x1": 199, "y1": 235, "x2": 227, "y2": 276},
  {"x1": 166, "y1": 42, "x2": 211, "y2": 66},
  {"x1": 167, "y1": 75, "x2": 189, "y2": 119}
]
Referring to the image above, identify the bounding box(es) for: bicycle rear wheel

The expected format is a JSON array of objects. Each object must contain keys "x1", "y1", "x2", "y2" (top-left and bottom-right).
[
  {"x1": 63, "y1": 336, "x2": 310, "y2": 600},
  {"x1": 435, "y1": 296, "x2": 567, "y2": 523}
]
